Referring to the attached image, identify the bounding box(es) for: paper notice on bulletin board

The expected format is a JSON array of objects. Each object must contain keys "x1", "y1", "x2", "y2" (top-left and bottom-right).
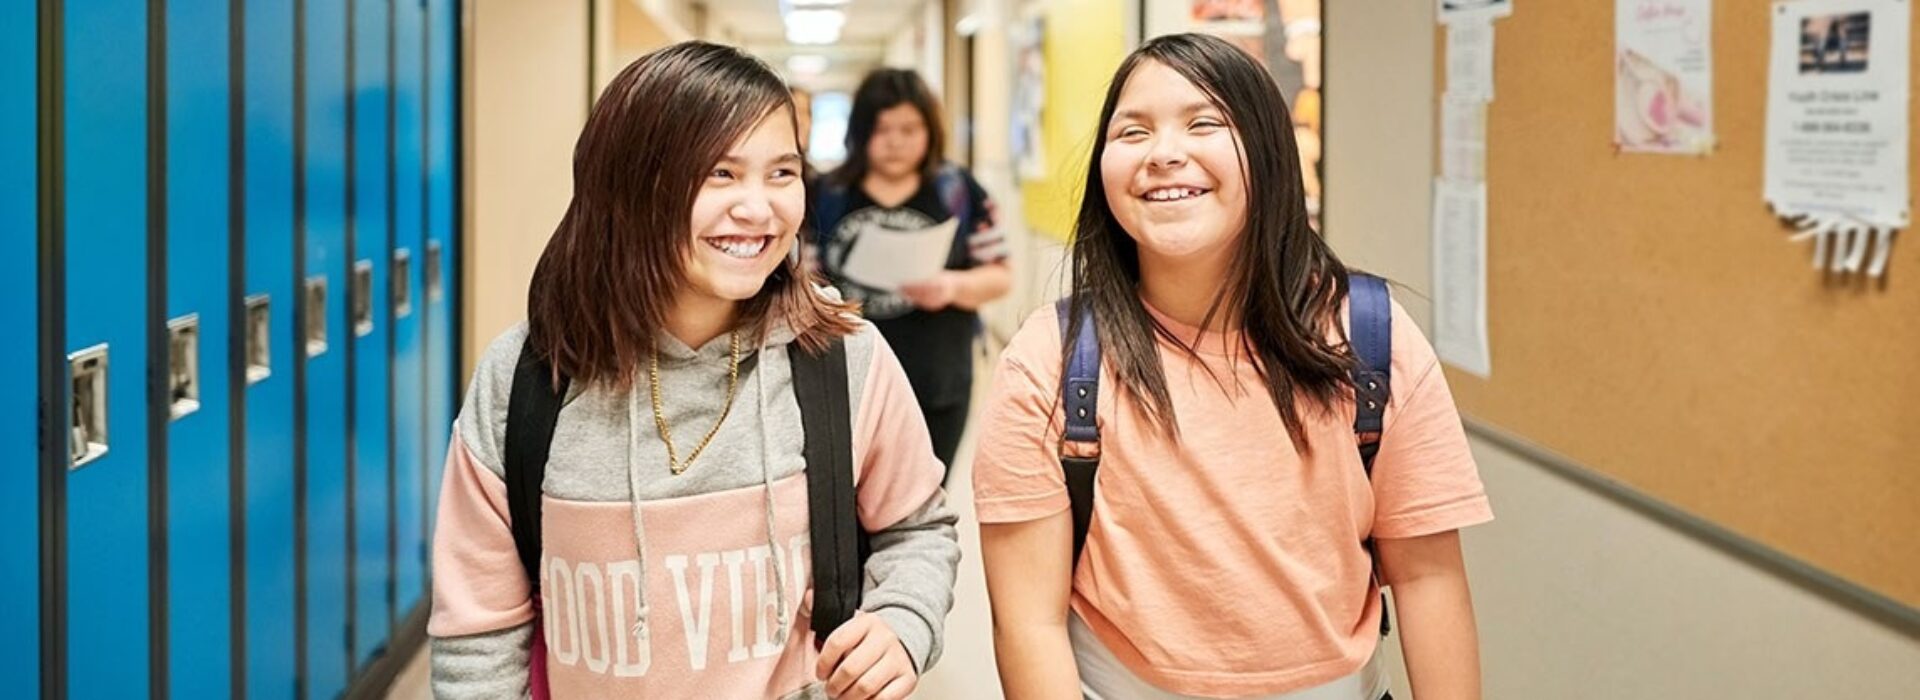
[
  {"x1": 1433, "y1": 180, "x2": 1492, "y2": 377},
  {"x1": 1441, "y1": 96, "x2": 1488, "y2": 181},
  {"x1": 1764, "y1": 0, "x2": 1911, "y2": 229},
  {"x1": 1440, "y1": 0, "x2": 1512, "y2": 24},
  {"x1": 1616, "y1": 0, "x2": 1715, "y2": 154},
  {"x1": 1447, "y1": 19, "x2": 1498, "y2": 100}
]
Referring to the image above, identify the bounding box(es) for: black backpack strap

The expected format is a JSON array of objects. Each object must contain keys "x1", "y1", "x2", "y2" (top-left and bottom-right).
[
  {"x1": 504, "y1": 340, "x2": 571, "y2": 591},
  {"x1": 1055, "y1": 299, "x2": 1103, "y2": 566},
  {"x1": 1348, "y1": 273, "x2": 1394, "y2": 636},
  {"x1": 791, "y1": 339, "x2": 866, "y2": 640}
]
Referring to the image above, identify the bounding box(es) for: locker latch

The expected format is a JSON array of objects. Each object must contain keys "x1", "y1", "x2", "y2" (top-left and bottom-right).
[
  {"x1": 426, "y1": 240, "x2": 443, "y2": 302},
  {"x1": 245, "y1": 294, "x2": 271, "y2": 384},
  {"x1": 352, "y1": 260, "x2": 374, "y2": 337},
  {"x1": 67, "y1": 344, "x2": 109, "y2": 469},
  {"x1": 393, "y1": 248, "x2": 413, "y2": 320},
  {"x1": 167, "y1": 314, "x2": 201, "y2": 420},
  {"x1": 305, "y1": 275, "x2": 328, "y2": 358}
]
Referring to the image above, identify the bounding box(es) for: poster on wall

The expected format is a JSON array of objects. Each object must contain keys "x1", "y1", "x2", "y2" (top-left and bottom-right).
[
  {"x1": 1012, "y1": 14, "x2": 1047, "y2": 182},
  {"x1": 1194, "y1": 0, "x2": 1325, "y2": 228},
  {"x1": 1765, "y1": 0, "x2": 1910, "y2": 277},
  {"x1": 1615, "y1": 0, "x2": 1714, "y2": 154}
]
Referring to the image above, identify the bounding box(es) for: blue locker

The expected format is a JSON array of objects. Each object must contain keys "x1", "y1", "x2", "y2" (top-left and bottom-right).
[
  {"x1": 1, "y1": 1, "x2": 38, "y2": 694},
  {"x1": 303, "y1": 0, "x2": 353, "y2": 694},
  {"x1": 244, "y1": 0, "x2": 299, "y2": 696},
  {"x1": 64, "y1": 0, "x2": 152, "y2": 696},
  {"x1": 392, "y1": 0, "x2": 428, "y2": 618},
  {"x1": 165, "y1": 0, "x2": 234, "y2": 696},
  {"x1": 352, "y1": 0, "x2": 395, "y2": 669},
  {"x1": 424, "y1": 0, "x2": 458, "y2": 567}
]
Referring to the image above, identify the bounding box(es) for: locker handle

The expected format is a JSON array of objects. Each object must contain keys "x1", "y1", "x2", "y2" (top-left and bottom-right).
[
  {"x1": 426, "y1": 240, "x2": 444, "y2": 302},
  {"x1": 352, "y1": 260, "x2": 374, "y2": 337},
  {"x1": 68, "y1": 344, "x2": 109, "y2": 469},
  {"x1": 245, "y1": 295, "x2": 271, "y2": 385},
  {"x1": 167, "y1": 314, "x2": 201, "y2": 420},
  {"x1": 305, "y1": 275, "x2": 328, "y2": 358},
  {"x1": 393, "y1": 248, "x2": 413, "y2": 320}
]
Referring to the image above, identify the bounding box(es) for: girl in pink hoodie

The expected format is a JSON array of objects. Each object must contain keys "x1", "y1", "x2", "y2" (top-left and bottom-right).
[{"x1": 428, "y1": 42, "x2": 961, "y2": 699}]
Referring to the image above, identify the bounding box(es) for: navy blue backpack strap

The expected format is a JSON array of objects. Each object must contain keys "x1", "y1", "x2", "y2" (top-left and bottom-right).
[
  {"x1": 505, "y1": 341, "x2": 571, "y2": 591},
  {"x1": 934, "y1": 164, "x2": 969, "y2": 227},
  {"x1": 1055, "y1": 299, "x2": 1102, "y2": 565},
  {"x1": 1348, "y1": 273, "x2": 1392, "y2": 474},
  {"x1": 1347, "y1": 272, "x2": 1395, "y2": 636}
]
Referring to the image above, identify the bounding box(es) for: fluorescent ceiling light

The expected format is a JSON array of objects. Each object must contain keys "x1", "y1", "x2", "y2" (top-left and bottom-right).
[{"x1": 785, "y1": 9, "x2": 845, "y2": 45}]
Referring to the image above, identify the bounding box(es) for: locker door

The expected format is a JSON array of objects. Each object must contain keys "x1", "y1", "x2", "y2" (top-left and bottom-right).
[
  {"x1": 351, "y1": 0, "x2": 395, "y2": 669},
  {"x1": 302, "y1": 0, "x2": 353, "y2": 695},
  {"x1": 165, "y1": 0, "x2": 234, "y2": 696},
  {"x1": 243, "y1": 0, "x2": 298, "y2": 696},
  {"x1": 391, "y1": 0, "x2": 427, "y2": 618},
  {"x1": 423, "y1": 0, "x2": 458, "y2": 563},
  {"x1": 64, "y1": 0, "x2": 153, "y2": 696},
  {"x1": 2, "y1": 1, "x2": 39, "y2": 694}
]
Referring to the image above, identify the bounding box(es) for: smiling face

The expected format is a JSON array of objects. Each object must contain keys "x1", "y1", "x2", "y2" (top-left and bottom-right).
[
  {"x1": 1099, "y1": 60, "x2": 1251, "y2": 265},
  {"x1": 682, "y1": 106, "x2": 806, "y2": 305}
]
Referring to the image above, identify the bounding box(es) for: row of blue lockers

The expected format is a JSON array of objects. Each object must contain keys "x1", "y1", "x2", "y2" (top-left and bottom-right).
[{"x1": 3, "y1": 0, "x2": 464, "y2": 698}]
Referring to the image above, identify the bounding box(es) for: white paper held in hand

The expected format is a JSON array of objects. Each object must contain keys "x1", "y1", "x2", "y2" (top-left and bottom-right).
[{"x1": 839, "y1": 217, "x2": 961, "y2": 292}]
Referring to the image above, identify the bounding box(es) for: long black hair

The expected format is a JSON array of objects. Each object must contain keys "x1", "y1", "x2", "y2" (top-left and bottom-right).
[
  {"x1": 1067, "y1": 33, "x2": 1356, "y2": 452},
  {"x1": 829, "y1": 68, "x2": 946, "y2": 187}
]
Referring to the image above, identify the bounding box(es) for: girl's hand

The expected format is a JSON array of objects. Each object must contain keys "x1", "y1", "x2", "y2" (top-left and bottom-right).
[
  {"x1": 816, "y1": 611, "x2": 918, "y2": 700},
  {"x1": 898, "y1": 273, "x2": 959, "y2": 311}
]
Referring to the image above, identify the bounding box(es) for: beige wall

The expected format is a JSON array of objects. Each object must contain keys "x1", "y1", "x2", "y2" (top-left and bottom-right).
[
  {"x1": 1322, "y1": 2, "x2": 1920, "y2": 697},
  {"x1": 464, "y1": 0, "x2": 591, "y2": 379}
]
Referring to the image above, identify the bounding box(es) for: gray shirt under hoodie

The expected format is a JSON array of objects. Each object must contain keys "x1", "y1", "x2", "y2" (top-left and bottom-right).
[{"x1": 429, "y1": 319, "x2": 961, "y2": 698}]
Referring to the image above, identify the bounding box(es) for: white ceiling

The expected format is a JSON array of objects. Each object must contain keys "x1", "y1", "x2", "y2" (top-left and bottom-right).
[{"x1": 698, "y1": 0, "x2": 928, "y2": 88}]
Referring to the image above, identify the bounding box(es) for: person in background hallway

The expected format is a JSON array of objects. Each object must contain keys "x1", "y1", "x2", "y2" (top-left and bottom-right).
[
  {"x1": 427, "y1": 42, "x2": 959, "y2": 700},
  {"x1": 973, "y1": 34, "x2": 1493, "y2": 700},
  {"x1": 812, "y1": 68, "x2": 1012, "y2": 479}
]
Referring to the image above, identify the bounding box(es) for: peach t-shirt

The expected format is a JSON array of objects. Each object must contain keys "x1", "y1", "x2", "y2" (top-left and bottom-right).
[{"x1": 972, "y1": 298, "x2": 1493, "y2": 697}]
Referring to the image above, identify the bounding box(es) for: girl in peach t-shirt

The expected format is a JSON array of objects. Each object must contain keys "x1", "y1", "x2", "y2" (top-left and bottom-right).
[{"x1": 974, "y1": 34, "x2": 1493, "y2": 700}]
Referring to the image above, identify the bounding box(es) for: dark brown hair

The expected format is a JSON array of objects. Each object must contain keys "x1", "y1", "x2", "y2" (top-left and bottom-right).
[
  {"x1": 830, "y1": 68, "x2": 946, "y2": 187},
  {"x1": 527, "y1": 41, "x2": 856, "y2": 388},
  {"x1": 1067, "y1": 33, "x2": 1356, "y2": 452}
]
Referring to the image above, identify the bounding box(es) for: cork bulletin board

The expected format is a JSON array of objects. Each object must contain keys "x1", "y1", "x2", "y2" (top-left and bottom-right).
[{"x1": 1437, "y1": 2, "x2": 1920, "y2": 611}]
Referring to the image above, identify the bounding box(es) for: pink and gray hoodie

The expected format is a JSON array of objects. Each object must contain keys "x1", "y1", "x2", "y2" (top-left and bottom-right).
[{"x1": 428, "y1": 318, "x2": 961, "y2": 698}]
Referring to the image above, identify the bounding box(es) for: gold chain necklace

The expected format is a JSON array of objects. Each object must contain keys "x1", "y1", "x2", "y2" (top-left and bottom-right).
[{"x1": 649, "y1": 332, "x2": 741, "y2": 476}]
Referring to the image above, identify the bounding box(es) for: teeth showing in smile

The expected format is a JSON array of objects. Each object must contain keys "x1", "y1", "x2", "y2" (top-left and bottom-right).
[
  {"x1": 707, "y1": 236, "x2": 769, "y2": 259},
  {"x1": 1145, "y1": 187, "x2": 1205, "y2": 202}
]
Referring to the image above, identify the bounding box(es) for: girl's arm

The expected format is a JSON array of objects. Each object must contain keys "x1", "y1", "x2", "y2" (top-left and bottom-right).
[
  {"x1": 1378, "y1": 530, "x2": 1482, "y2": 700},
  {"x1": 899, "y1": 263, "x2": 1011, "y2": 312},
  {"x1": 428, "y1": 431, "x2": 535, "y2": 698},
  {"x1": 980, "y1": 512, "x2": 1083, "y2": 699},
  {"x1": 830, "y1": 331, "x2": 965, "y2": 681}
]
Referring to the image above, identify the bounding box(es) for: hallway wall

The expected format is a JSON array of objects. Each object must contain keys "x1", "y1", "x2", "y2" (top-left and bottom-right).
[{"x1": 1320, "y1": 2, "x2": 1920, "y2": 696}]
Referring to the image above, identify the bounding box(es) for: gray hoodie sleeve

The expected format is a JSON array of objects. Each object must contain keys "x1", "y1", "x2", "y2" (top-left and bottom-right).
[
  {"x1": 430, "y1": 626, "x2": 533, "y2": 699},
  {"x1": 861, "y1": 492, "x2": 962, "y2": 674},
  {"x1": 843, "y1": 327, "x2": 964, "y2": 674},
  {"x1": 429, "y1": 326, "x2": 535, "y2": 696}
]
